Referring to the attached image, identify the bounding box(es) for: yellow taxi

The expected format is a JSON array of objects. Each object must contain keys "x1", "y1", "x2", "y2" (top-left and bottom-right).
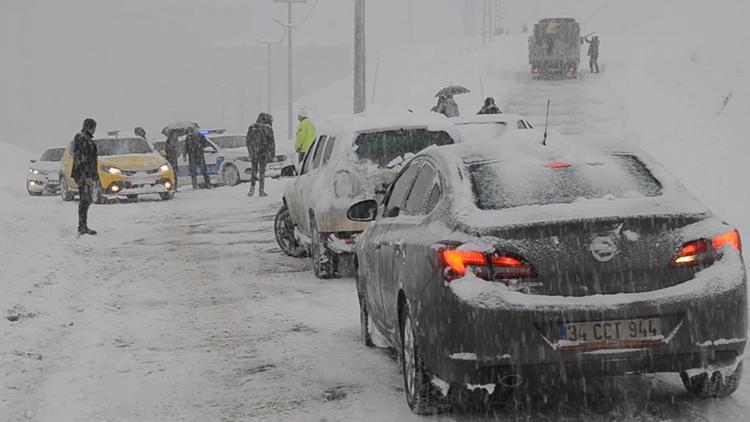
[{"x1": 60, "y1": 131, "x2": 176, "y2": 203}]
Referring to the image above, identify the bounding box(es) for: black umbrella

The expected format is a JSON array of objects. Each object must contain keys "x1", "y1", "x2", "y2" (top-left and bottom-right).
[
  {"x1": 162, "y1": 121, "x2": 199, "y2": 136},
  {"x1": 435, "y1": 85, "x2": 471, "y2": 98}
]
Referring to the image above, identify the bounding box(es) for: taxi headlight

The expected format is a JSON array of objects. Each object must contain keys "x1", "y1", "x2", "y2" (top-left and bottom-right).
[
  {"x1": 160, "y1": 164, "x2": 170, "y2": 173},
  {"x1": 29, "y1": 168, "x2": 40, "y2": 175},
  {"x1": 102, "y1": 165, "x2": 122, "y2": 176}
]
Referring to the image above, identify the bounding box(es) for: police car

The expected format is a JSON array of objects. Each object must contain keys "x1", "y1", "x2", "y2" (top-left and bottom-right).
[{"x1": 153, "y1": 130, "x2": 293, "y2": 186}]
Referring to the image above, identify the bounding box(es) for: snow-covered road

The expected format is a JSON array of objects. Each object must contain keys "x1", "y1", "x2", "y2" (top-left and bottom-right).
[{"x1": 2, "y1": 178, "x2": 749, "y2": 421}]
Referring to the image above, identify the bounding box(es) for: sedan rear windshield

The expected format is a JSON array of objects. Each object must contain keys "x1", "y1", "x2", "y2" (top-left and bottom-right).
[
  {"x1": 95, "y1": 138, "x2": 153, "y2": 156},
  {"x1": 40, "y1": 148, "x2": 64, "y2": 161},
  {"x1": 211, "y1": 136, "x2": 245, "y2": 149},
  {"x1": 354, "y1": 129, "x2": 454, "y2": 168},
  {"x1": 469, "y1": 154, "x2": 662, "y2": 210}
]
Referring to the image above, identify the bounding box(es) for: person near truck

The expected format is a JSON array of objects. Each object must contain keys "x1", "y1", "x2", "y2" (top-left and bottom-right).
[
  {"x1": 295, "y1": 111, "x2": 317, "y2": 164},
  {"x1": 246, "y1": 113, "x2": 276, "y2": 197},
  {"x1": 71, "y1": 118, "x2": 99, "y2": 236},
  {"x1": 584, "y1": 35, "x2": 600, "y2": 73},
  {"x1": 184, "y1": 126, "x2": 212, "y2": 189}
]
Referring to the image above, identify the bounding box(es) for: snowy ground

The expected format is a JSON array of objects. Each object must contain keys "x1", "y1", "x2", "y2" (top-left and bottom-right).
[
  {"x1": 3, "y1": 5, "x2": 750, "y2": 418},
  {"x1": 2, "y1": 178, "x2": 749, "y2": 421}
]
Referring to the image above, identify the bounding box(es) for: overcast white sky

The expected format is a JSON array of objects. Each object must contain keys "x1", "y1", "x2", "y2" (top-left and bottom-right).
[{"x1": 1, "y1": 0, "x2": 599, "y2": 151}]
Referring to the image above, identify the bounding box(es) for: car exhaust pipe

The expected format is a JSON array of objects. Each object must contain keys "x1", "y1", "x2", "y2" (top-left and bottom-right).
[{"x1": 499, "y1": 374, "x2": 523, "y2": 388}]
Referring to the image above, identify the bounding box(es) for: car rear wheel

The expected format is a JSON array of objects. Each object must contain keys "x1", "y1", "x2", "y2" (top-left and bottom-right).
[
  {"x1": 681, "y1": 362, "x2": 743, "y2": 398},
  {"x1": 274, "y1": 206, "x2": 307, "y2": 258},
  {"x1": 401, "y1": 303, "x2": 447, "y2": 415},
  {"x1": 221, "y1": 164, "x2": 241, "y2": 186},
  {"x1": 60, "y1": 177, "x2": 74, "y2": 201},
  {"x1": 310, "y1": 217, "x2": 337, "y2": 279}
]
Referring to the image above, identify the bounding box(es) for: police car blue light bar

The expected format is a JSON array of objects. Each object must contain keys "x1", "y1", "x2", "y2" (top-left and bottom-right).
[{"x1": 200, "y1": 129, "x2": 227, "y2": 135}]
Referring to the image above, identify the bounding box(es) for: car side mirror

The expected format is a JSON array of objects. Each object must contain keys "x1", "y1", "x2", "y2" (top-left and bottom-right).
[
  {"x1": 30, "y1": 159, "x2": 37, "y2": 163},
  {"x1": 347, "y1": 199, "x2": 378, "y2": 222},
  {"x1": 280, "y1": 164, "x2": 297, "y2": 177}
]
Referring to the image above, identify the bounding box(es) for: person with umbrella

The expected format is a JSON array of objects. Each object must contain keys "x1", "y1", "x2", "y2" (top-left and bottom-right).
[
  {"x1": 184, "y1": 125, "x2": 212, "y2": 189},
  {"x1": 432, "y1": 86, "x2": 469, "y2": 118}
]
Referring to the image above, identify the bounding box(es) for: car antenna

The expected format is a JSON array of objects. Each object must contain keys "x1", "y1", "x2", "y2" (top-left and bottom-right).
[{"x1": 542, "y1": 99, "x2": 551, "y2": 146}]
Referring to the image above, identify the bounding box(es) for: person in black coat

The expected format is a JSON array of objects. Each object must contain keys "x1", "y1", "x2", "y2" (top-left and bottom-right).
[
  {"x1": 584, "y1": 35, "x2": 600, "y2": 73},
  {"x1": 164, "y1": 129, "x2": 180, "y2": 188},
  {"x1": 477, "y1": 97, "x2": 502, "y2": 115},
  {"x1": 71, "y1": 118, "x2": 99, "y2": 235},
  {"x1": 246, "y1": 113, "x2": 276, "y2": 197},
  {"x1": 184, "y1": 127, "x2": 212, "y2": 189}
]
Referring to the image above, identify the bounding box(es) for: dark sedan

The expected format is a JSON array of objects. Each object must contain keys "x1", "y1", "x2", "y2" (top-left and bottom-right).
[{"x1": 347, "y1": 137, "x2": 747, "y2": 414}]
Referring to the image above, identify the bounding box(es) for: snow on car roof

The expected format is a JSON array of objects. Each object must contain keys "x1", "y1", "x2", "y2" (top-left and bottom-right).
[
  {"x1": 320, "y1": 107, "x2": 460, "y2": 137},
  {"x1": 449, "y1": 113, "x2": 530, "y2": 125}
]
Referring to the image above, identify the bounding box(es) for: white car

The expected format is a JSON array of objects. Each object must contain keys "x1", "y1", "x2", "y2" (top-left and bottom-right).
[
  {"x1": 27, "y1": 147, "x2": 65, "y2": 196},
  {"x1": 450, "y1": 113, "x2": 534, "y2": 142},
  {"x1": 275, "y1": 109, "x2": 463, "y2": 279}
]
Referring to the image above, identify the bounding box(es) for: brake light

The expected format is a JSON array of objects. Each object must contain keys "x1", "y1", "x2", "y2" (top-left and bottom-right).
[
  {"x1": 672, "y1": 230, "x2": 742, "y2": 268},
  {"x1": 442, "y1": 249, "x2": 536, "y2": 281},
  {"x1": 712, "y1": 230, "x2": 741, "y2": 252}
]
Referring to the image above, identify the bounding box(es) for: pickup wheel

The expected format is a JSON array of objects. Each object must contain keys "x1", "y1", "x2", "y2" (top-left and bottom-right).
[
  {"x1": 274, "y1": 205, "x2": 307, "y2": 258},
  {"x1": 310, "y1": 217, "x2": 338, "y2": 279}
]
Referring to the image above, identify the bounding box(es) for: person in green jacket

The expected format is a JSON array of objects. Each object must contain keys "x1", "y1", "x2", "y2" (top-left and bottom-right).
[{"x1": 295, "y1": 111, "x2": 317, "y2": 163}]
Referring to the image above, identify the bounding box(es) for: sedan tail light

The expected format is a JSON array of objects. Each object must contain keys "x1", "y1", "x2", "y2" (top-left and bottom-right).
[
  {"x1": 441, "y1": 248, "x2": 536, "y2": 282},
  {"x1": 672, "y1": 229, "x2": 742, "y2": 268}
]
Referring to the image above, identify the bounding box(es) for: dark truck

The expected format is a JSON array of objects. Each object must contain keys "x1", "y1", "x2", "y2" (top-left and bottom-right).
[{"x1": 529, "y1": 18, "x2": 581, "y2": 79}]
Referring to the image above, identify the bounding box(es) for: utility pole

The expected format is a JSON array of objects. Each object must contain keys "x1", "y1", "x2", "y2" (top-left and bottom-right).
[
  {"x1": 354, "y1": 0, "x2": 366, "y2": 113},
  {"x1": 273, "y1": 0, "x2": 307, "y2": 139},
  {"x1": 482, "y1": 0, "x2": 492, "y2": 45},
  {"x1": 257, "y1": 39, "x2": 283, "y2": 113}
]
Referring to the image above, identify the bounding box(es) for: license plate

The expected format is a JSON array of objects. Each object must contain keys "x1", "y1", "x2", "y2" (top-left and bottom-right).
[
  {"x1": 130, "y1": 176, "x2": 155, "y2": 185},
  {"x1": 558, "y1": 318, "x2": 663, "y2": 344}
]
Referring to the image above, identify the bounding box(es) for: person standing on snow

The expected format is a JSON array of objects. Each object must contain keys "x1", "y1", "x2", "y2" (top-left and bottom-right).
[
  {"x1": 477, "y1": 97, "x2": 502, "y2": 115},
  {"x1": 245, "y1": 113, "x2": 276, "y2": 197},
  {"x1": 71, "y1": 118, "x2": 99, "y2": 236},
  {"x1": 295, "y1": 111, "x2": 316, "y2": 163},
  {"x1": 184, "y1": 126, "x2": 212, "y2": 189},
  {"x1": 584, "y1": 35, "x2": 600, "y2": 73},
  {"x1": 164, "y1": 129, "x2": 180, "y2": 189},
  {"x1": 431, "y1": 95, "x2": 460, "y2": 118},
  {"x1": 134, "y1": 127, "x2": 147, "y2": 139}
]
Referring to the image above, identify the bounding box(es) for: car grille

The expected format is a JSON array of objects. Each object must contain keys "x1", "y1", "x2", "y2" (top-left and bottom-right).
[{"x1": 122, "y1": 168, "x2": 160, "y2": 176}]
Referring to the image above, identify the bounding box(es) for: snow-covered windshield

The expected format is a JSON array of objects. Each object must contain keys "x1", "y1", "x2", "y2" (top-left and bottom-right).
[
  {"x1": 211, "y1": 136, "x2": 245, "y2": 149},
  {"x1": 39, "y1": 148, "x2": 64, "y2": 162},
  {"x1": 455, "y1": 122, "x2": 508, "y2": 142},
  {"x1": 469, "y1": 154, "x2": 663, "y2": 210},
  {"x1": 354, "y1": 129, "x2": 453, "y2": 168},
  {"x1": 95, "y1": 138, "x2": 153, "y2": 156}
]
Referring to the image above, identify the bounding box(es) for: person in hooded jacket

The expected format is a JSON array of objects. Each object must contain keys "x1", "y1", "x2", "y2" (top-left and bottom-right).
[
  {"x1": 246, "y1": 113, "x2": 276, "y2": 197},
  {"x1": 477, "y1": 97, "x2": 502, "y2": 115},
  {"x1": 71, "y1": 118, "x2": 99, "y2": 236},
  {"x1": 184, "y1": 126, "x2": 212, "y2": 189},
  {"x1": 295, "y1": 112, "x2": 316, "y2": 163},
  {"x1": 584, "y1": 35, "x2": 600, "y2": 73}
]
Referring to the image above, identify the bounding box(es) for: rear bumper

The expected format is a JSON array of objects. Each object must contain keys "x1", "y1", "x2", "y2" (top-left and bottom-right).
[{"x1": 414, "y1": 253, "x2": 747, "y2": 386}]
